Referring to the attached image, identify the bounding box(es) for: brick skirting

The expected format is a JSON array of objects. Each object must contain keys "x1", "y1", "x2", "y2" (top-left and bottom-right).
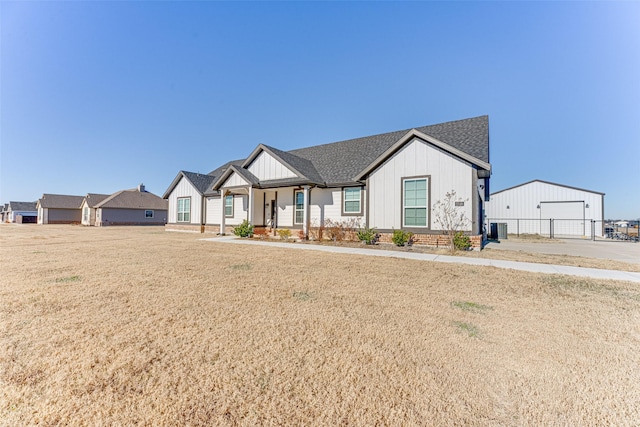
[{"x1": 377, "y1": 232, "x2": 483, "y2": 249}]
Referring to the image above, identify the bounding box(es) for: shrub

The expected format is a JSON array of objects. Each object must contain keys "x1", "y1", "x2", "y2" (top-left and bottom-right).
[
  {"x1": 277, "y1": 229, "x2": 292, "y2": 241},
  {"x1": 392, "y1": 229, "x2": 414, "y2": 246},
  {"x1": 356, "y1": 227, "x2": 378, "y2": 245},
  {"x1": 309, "y1": 219, "x2": 325, "y2": 241},
  {"x1": 453, "y1": 231, "x2": 472, "y2": 251},
  {"x1": 232, "y1": 220, "x2": 254, "y2": 238},
  {"x1": 324, "y1": 218, "x2": 361, "y2": 242}
]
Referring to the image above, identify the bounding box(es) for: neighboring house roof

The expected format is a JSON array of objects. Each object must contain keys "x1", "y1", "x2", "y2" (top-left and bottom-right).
[
  {"x1": 38, "y1": 194, "x2": 85, "y2": 209},
  {"x1": 491, "y1": 179, "x2": 605, "y2": 197},
  {"x1": 96, "y1": 188, "x2": 168, "y2": 210},
  {"x1": 8, "y1": 201, "x2": 37, "y2": 211},
  {"x1": 83, "y1": 193, "x2": 110, "y2": 208}
]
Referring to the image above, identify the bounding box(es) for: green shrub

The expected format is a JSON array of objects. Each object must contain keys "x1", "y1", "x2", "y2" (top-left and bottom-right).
[
  {"x1": 453, "y1": 231, "x2": 472, "y2": 250},
  {"x1": 232, "y1": 220, "x2": 254, "y2": 238},
  {"x1": 356, "y1": 227, "x2": 378, "y2": 245},
  {"x1": 277, "y1": 229, "x2": 292, "y2": 241},
  {"x1": 392, "y1": 229, "x2": 413, "y2": 246}
]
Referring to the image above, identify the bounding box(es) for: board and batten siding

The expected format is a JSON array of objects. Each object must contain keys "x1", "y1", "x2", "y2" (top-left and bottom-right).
[
  {"x1": 223, "y1": 172, "x2": 249, "y2": 188},
  {"x1": 205, "y1": 195, "x2": 247, "y2": 226},
  {"x1": 309, "y1": 188, "x2": 365, "y2": 226},
  {"x1": 167, "y1": 176, "x2": 202, "y2": 224},
  {"x1": 368, "y1": 138, "x2": 473, "y2": 231},
  {"x1": 247, "y1": 151, "x2": 297, "y2": 181}
]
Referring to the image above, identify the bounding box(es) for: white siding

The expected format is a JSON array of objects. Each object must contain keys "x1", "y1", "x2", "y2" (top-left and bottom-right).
[
  {"x1": 277, "y1": 189, "x2": 294, "y2": 226},
  {"x1": 486, "y1": 181, "x2": 604, "y2": 237},
  {"x1": 167, "y1": 176, "x2": 202, "y2": 224},
  {"x1": 228, "y1": 195, "x2": 248, "y2": 225},
  {"x1": 368, "y1": 138, "x2": 473, "y2": 231},
  {"x1": 308, "y1": 188, "x2": 365, "y2": 227},
  {"x1": 205, "y1": 195, "x2": 247, "y2": 225},
  {"x1": 247, "y1": 151, "x2": 297, "y2": 180},
  {"x1": 223, "y1": 172, "x2": 249, "y2": 188},
  {"x1": 206, "y1": 197, "x2": 221, "y2": 225}
]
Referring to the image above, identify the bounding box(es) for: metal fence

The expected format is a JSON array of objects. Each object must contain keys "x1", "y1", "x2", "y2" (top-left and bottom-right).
[{"x1": 486, "y1": 218, "x2": 639, "y2": 242}]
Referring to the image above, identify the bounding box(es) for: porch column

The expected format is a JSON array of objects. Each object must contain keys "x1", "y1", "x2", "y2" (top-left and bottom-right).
[
  {"x1": 220, "y1": 191, "x2": 226, "y2": 235},
  {"x1": 302, "y1": 185, "x2": 310, "y2": 239},
  {"x1": 247, "y1": 187, "x2": 254, "y2": 224}
]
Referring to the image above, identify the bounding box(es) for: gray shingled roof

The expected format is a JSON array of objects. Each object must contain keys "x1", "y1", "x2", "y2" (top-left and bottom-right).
[
  {"x1": 203, "y1": 159, "x2": 245, "y2": 196},
  {"x1": 258, "y1": 145, "x2": 324, "y2": 184},
  {"x1": 288, "y1": 115, "x2": 489, "y2": 185},
  {"x1": 170, "y1": 116, "x2": 490, "y2": 194},
  {"x1": 8, "y1": 201, "x2": 37, "y2": 211},
  {"x1": 83, "y1": 193, "x2": 110, "y2": 208},
  {"x1": 96, "y1": 189, "x2": 168, "y2": 210},
  {"x1": 38, "y1": 194, "x2": 85, "y2": 209},
  {"x1": 182, "y1": 171, "x2": 217, "y2": 194}
]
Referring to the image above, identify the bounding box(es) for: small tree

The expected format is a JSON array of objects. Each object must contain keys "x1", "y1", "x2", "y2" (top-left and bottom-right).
[{"x1": 433, "y1": 190, "x2": 470, "y2": 253}]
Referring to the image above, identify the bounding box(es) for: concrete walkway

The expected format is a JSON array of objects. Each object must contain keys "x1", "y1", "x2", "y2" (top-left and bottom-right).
[{"x1": 202, "y1": 236, "x2": 640, "y2": 283}]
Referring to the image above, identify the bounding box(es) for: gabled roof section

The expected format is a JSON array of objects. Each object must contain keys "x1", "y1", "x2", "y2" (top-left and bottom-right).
[
  {"x1": 354, "y1": 125, "x2": 491, "y2": 181},
  {"x1": 289, "y1": 116, "x2": 490, "y2": 185},
  {"x1": 38, "y1": 194, "x2": 85, "y2": 209},
  {"x1": 242, "y1": 144, "x2": 324, "y2": 185},
  {"x1": 8, "y1": 201, "x2": 37, "y2": 211},
  {"x1": 212, "y1": 164, "x2": 260, "y2": 190},
  {"x1": 96, "y1": 188, "x2": 168, "y2": 210},
  {"x1": 491, "y1": 179, "x2": 605, "y2": 196},
  {"x1": 83, "y1": 193, "x2": 110, "y2": 208},
  {"x1": 162, "y1": 170, "x2": 218, "y2": 199}
]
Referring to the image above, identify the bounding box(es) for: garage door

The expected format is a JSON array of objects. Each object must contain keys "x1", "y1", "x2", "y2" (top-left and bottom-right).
[{"x1": 540, "y1": 201, "x2": 585, "y2": 236}]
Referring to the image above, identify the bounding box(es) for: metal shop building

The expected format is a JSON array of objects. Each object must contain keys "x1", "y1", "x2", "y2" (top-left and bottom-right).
[{"x1": 486, "y1": 180, "x2": 605, "y2": 238}]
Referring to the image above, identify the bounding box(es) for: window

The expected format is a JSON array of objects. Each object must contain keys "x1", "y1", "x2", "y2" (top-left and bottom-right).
[
  {"x1": 343, "y1": 187, "x2": 361, "y2": 214},
  {"x1": 403, "y1": 178, "x2": 428, "y2": 227},
  {"x1": 83, "y1": 207, "x2": 89, "y2": 222},
  {"x1": 294, "y1": 190, "x2": 304, "y2": 224},
  {"x1": 145, "y1": 210, "x2": 154, "y2": 218},
  {"x1": 177, "y1": 197, "x2": 190, "y2": 222},
  {"x1": 224, "y1": 195, "x2": 233, "y2": 217}
]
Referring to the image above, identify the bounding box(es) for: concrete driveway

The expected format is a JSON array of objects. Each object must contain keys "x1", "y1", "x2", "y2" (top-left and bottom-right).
[{"x1": 484, "y1": 238, "x2": 640, "y2": 265}]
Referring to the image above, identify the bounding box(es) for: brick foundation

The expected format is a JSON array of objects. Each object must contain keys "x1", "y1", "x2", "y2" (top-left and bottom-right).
[{"x1": 378, "y1": 232, "x2": 483, "y2": 249}]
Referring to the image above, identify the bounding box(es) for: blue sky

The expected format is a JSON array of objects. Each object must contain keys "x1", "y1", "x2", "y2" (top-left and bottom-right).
[{"x1": 1, "y1": 1, "x2": 638, "y2": 219}]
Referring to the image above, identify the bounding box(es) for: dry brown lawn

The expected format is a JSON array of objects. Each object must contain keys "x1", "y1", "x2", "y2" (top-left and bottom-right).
[{"x1": 2, "y1": 225, "x2": 640, "y2": 425}]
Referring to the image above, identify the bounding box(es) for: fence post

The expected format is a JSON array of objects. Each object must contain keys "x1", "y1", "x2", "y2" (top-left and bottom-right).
[
  {"x1": 517, "y1": 219, "x2": 520, "y2": 237},
  {"x1": 591, "y1": 220, "x2": 595, "y2": 241},
  {"x1": 550, "y1": 219, "x2": 554, "y2": 239}
]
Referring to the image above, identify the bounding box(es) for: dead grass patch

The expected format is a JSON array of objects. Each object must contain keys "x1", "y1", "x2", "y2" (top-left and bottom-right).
[{"x1": 1, "y1": 225, "x2": 640, "y2": 425}]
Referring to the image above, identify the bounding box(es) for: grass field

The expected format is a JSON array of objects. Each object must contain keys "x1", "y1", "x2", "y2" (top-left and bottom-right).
[{"x1": 2, "y1": 225, "x2": 640, "y2": 425}]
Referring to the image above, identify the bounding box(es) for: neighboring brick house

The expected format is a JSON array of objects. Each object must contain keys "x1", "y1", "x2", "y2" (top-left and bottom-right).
[
  {"x1": 93, "y1": 184, "x2": 168, "y2": 226},
  {"x1": 164, "y1": 116, "x2": 491, "y2": 247},
  {"x1": 37, "y1": 194, "x2": 85, "y2": 224}
]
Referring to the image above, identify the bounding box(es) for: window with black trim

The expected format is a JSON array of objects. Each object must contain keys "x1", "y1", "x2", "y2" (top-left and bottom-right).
[
  {"x1": 145, "y1": 210, "x2": 154, "y2": 218},
  {"x1": 343, "y1": 187, "x2": 361, "y2": 214},
  {"x1": 403, "y1": 178, "x2": 428, "y2": 227},
  {"x1": 294, "y1": 190, "x2": 304, "y2": 224},
  {"x1": 225, "y1": 195, "x2": 233, "y2": 217},
  {"x1": 177, "y1": 197, "x2": 190, "y2": 222}
]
